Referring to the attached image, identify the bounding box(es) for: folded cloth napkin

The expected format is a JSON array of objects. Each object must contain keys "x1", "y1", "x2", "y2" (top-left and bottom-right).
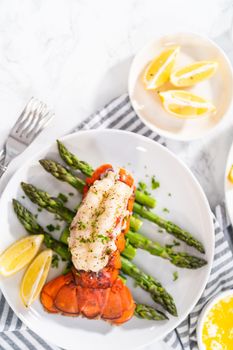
[{"x1": 0, "y1": 94, "x2": 233, "y2": 350}]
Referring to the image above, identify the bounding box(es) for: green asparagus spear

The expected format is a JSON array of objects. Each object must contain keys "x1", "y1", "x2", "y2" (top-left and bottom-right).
[
  {"x1": 21, "y1": 182, "x2": 142, "y2": 231},
  {"x1": 57, "y1": 140, "x2": 94, "y2": 177},
  {"x1": 135, "y1": 190, "x2": 156, "y2": 209},
  {"x1": 118, "y1": 274, "x2": 168, "y2": 320},
  {"x1": 126, "y1": 231, "x2": 207, "y2": 269},
  {"x1": 118, "y1": 274, "x2": 127, "y2": 284},
  {"x1": 60, "y1": 226, "x2": 70, "y2": 244},
  {"x1": 55, "y1": 143, "x2": 205, "y2": 253},
  {"x1": 21, "y1": 182, "x2": 75, "y2": 223},
  {"x1": 39, "y1": 159, "x2": 85, "y2": 192},
  {"x1": 134, "y1": 304, "x2": 168, "y2": 320},
  {"x1": 12, "y1": 199, "x2": 70, "y2": 261},
  {"x1": 121, "y1": 240, "x2": 136, "y2": 260},
  {"x1": 121, "y1": 256, "x2": 177, "y2": 316},
  {"x1": 39, "y1": 158, "x2": 204, "y2": 253},
  {"x1": 43, "y1": 154, "x2": 156, "y2": 208},
  {"x1": 129, "y1": 215, "x2": 142, "y2": 232},
  {"x1": 133, "y1": 202, "x2": 205, "y2": 254},
  {"x1": 13, "y1": 199, "x2": 175, "y2": 317},
  {"x1": 22, "y1": 183, "x2": 206, "y2": 268}
]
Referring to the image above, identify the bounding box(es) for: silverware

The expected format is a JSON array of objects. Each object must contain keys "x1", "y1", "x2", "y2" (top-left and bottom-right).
[{"x1": 0, "y1": 98, "x2": 54, "y2": 178}]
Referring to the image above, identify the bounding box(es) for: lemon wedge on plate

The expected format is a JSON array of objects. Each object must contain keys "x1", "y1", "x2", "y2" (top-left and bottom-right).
[
  {"x1": 0, "y1": 235, "x2": 44, "y2": 276},
  {"x1": 159, "y1": 90, "x2": 216, "y2": 118},
  {"x1": 143, "y1": 46, "x2": 180, "y2": 90},
  {"x1": 170, "y1": 60, "x2": 218, "y2": 87},
  {"x1": 20, "y1": 249, "x2": 52, "y2": 307}
]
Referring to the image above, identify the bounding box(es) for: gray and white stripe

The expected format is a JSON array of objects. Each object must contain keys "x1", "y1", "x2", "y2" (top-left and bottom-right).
[
  {"x1": 0, "y1": 94, "x2": 232, "y2": 350},
  {"x1": 164, "y1": 210, "x2": 233, "y2": 349},
  {"x1": 73, "y1": 93, "x2": 165, "y2": 145}
]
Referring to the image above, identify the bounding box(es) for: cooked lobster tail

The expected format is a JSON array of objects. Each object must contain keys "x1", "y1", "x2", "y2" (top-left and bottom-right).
[
  {"x1": 41, "y1": 164, "x2": 136, "y2": 324},
  {"x1": 41, "y1": 270, "x2": 135, "y2": 324}
]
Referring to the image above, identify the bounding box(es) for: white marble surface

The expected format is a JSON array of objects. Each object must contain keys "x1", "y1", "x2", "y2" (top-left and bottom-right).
[{"x1": 0, "y1": 0, "x2": 233, "y2": 349}]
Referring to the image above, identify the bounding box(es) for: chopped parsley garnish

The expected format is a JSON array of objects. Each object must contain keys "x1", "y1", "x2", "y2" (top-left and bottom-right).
[
  {"x1": 151, "y1": 176, "x2": 160, "y2": 190},
  {"x1": 46, "y1": 224, "x2": 61, "y2": 232},
  {"x1": 37, "y1": 207, "x2": 42, "y2": 212},
  {"x1": 106, "y1": 248, "x2": 112, "y2": 255},
  {"x1": 163, "y1": 208, "x2": 169, "y2": 213},
  {"x1": 52, "y1": 254, "x2": 59, "y2": 268},
  {"x1": 77, "y1": 221, "x2": 86, "y2": 230},
  {"x1": 138, "y1": 181, "x2": 147, "y2": 192},
  {"x1": 35, "y1": 214, "x2": 38, "y2": 219},
  {"x1": 46, "y1": 224, "x2": 56, "y2": 232},
  {"x1": 173, "y1": 271, "x2": 179, "y2": 281},
  {"x1": 79, "y1": 236, "x2": 92, "y2": 243},
  {"x1": 144, "y1": 190, "x2": 151, "y2": 196},
  {"x1": 168, "y1": 193, "x2": 172, "y2": 197},
  {"x1": 97, "y1": 235, "x2": 110, "y2": 244},
  {"x1": 21, "y1": 195, "x2": 25, "y2": 199},
  {"x1": 158, "y1": 229, "x2": 163, "y2": 233},
  {"x1": 68, "y1": 192, "x2": 74, "y2": 196},
  {"x1": 58, "y1": 193, "x2": 68, "y2": 203}
]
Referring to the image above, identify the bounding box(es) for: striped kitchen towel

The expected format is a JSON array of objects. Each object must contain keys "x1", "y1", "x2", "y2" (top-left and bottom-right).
[
  {"x1": 0, "y1": 93, "x2": 232, "y2": 350},
  {"x1": 164, "y1": 208, "x2": 233, "y2": 349}
]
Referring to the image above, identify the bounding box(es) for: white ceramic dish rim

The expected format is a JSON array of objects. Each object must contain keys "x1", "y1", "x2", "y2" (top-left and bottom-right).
[
  {"x1": 0, "y1": 129, "x2": 215, "y2": 348},
  {"x1": 128, "y1": 31, "x2": 233, "y2": 142},
  {"x1": 224, "y1": 140, "x2": 233, "y2": 227},
  {"x1": 196, "y1": 289, "x2": 233, "y2": 350}
]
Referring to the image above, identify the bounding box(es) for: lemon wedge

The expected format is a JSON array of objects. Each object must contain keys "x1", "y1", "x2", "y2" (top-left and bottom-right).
[
  {"x1": 159, "y1": 90, "x2": 216, "y2": 118},
  {"x1": 0, "y1": 235, "x2": 44, "y2": 276},
  {"x1": 170, "y1": 60, "x2": 218, "y2": 87},
  {"x1": 143, "y1": 46, "x2": 180, "y2": 90},
  {"x1": 228, "y1": 166, "x2": 233, "y2": 183},
  {"x1": 20, "y1": 249, "x2": 52, "y2": 307}
]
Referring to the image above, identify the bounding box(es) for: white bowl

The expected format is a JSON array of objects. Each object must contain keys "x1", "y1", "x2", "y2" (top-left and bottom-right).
[
  {"x1": 196, "y1": 289, "x2": 233, "y2": 350},
  {"x1": 128, "y1": 32, "x2": 233, "y2": 141}
]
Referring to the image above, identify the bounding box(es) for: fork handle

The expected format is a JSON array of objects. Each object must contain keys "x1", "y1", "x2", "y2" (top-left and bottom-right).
[{"x1": 0, "y1": 163, "x2": 7, "y2": 179}]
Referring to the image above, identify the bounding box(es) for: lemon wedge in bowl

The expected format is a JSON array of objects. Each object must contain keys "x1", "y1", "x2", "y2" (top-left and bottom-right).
[
  {"x1": 0, "y1": 235, "x2": 44, "y2": 276},
  {"x1": 159, "y1": 90, "x2": 216, "y2": 118},
  {"x1": 228, "y1": 165, "x2": 233, "y2": 183},
  {"x1": 20, "y1": 249, "x2": 52, "y2": 307},
  {"x1": 170, "y1": 60, "x2": 218, "y2": 87},
  {"x1": 143, "y1": 46, "x2": 180, "y2": 90}
]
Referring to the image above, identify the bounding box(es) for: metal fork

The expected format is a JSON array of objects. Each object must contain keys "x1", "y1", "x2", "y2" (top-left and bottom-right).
[{"x1": 0, "y1": 98, "x2": 54, "y2": 178}]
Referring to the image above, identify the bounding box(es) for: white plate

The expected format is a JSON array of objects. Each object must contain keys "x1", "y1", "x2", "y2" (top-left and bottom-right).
[
  {"x1": 128, "y1": 32, "x2": 233, "y2": 141},
  {"x1": 0, "y1": 129, "x2": 214, "y2": 350},
  {"x1": 225, "y1": 140, "x2": 233, "y2": 226}
]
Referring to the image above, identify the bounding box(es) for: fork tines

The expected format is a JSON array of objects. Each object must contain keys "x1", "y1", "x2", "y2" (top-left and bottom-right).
[{"x1": 12, "y1": 98, "x2": 54, "y2": 144}]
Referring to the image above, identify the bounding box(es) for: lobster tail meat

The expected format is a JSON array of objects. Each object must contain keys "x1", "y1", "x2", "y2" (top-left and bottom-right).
[
  {"x1": 68, "y1": 166, "x2": 134, "y2": 273},
  {"x1": 41, "y1": 165, "x2": 136, "y2": 324}
]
